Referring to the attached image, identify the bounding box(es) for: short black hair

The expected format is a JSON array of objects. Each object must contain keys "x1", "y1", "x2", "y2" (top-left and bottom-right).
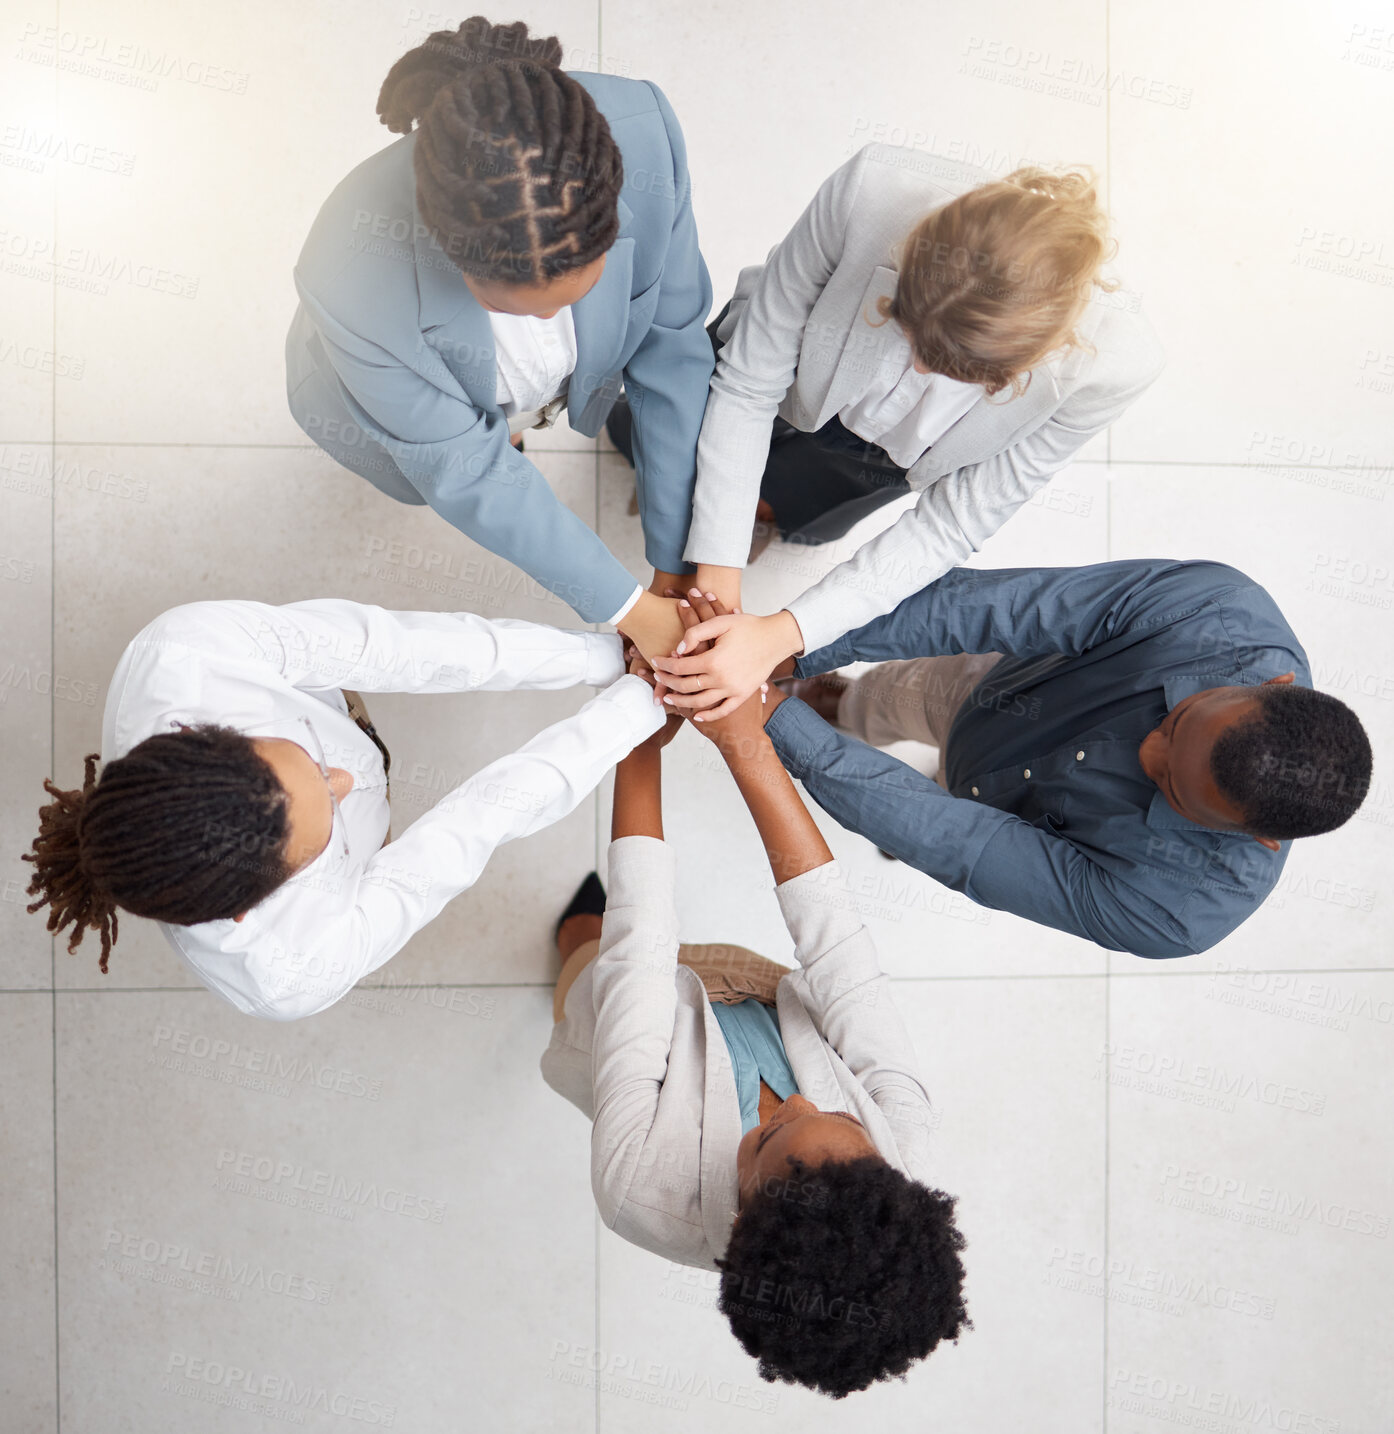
[
  {"x1": 1210, "y1": 683, "x2": 1372, "y2": 840},
  {"x1": 716, "y1": 1156, "x2": 970, "y2": 1399}
]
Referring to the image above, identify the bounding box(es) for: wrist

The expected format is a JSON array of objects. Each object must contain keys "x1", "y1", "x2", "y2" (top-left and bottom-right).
[
  {"x1": 695, "y1": 563, "x2": 742, "y2": 607},
  {"x1": 770, "y1": 609, "x2": 805, "y2": 660},
  {"x1": 716, "y1": 726, "x2": 775, "y2": 767},
  {"x1": 620, "y1": 740, "x2": 662, "y2": 772},
  {"x1": 649, "y1": 568, "x2": 687, "y2": 597}
]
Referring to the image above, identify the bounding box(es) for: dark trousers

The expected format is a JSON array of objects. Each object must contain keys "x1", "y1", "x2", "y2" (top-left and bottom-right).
[{"x1": 605, "y1": 303, "x2": 911, "y2": 546}]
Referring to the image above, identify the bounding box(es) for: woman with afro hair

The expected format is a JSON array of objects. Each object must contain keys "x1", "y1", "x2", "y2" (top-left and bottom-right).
[{"x1": 541, "y1": 591, "x2": 971, "y2": 1399}]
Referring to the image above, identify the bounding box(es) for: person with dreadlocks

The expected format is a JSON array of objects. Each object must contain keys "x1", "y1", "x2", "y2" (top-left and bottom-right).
[
  {"x1": 286, "y1": 16, "x2": 712, "y2": 664},
  {"x1": 24, "y1": 599, "x2": 665, "y2": 1020},
  {"x1": 540, "y1": 593, "x2": 970, "y2": 1401}
]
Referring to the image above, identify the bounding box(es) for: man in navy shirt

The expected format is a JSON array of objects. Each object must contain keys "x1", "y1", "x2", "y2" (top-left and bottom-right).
[{"x1": 752, "y1": 560, "x2": 1372, "y2": 958}]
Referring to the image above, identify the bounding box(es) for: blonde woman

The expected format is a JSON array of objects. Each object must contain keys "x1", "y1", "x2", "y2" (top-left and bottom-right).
[{"x1": 629, "y1": 144, "x2": 1165, "y2": 716}]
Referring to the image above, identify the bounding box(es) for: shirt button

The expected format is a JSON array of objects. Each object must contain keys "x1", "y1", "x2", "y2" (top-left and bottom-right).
[
  {"x1": 1076, "y1": 751, "x2": 1085, "y2": 761},
  {"x1": 971, "y1": 785, "x2": 979, "y2": 796},
  {"x1": 1023, "y1": 769, "x2": 1031, "y2": 779}
]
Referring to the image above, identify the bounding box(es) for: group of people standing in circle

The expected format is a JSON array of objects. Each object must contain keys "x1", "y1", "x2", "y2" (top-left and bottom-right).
[{"x1": 23, "y1": 16, "x2": 1373, "y2": 1401}]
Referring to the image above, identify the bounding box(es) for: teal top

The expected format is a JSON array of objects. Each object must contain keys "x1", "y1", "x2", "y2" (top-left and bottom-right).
[{"x1": 710, "y1": 999, "x2": 800, "y2": 1133}]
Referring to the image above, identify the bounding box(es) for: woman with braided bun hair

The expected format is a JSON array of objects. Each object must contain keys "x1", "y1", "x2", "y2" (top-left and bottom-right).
[{"x1": 286, "y1": 18, "x2": 714, "y2": 662}]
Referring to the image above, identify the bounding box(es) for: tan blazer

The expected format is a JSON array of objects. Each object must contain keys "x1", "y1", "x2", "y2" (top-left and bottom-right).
[
  {"x1": 540, "y1": 837, "x2": 938, "y2": 1270},
  {"x1": 683, "y1": 142, "x2": 1166, "y2": 652}
]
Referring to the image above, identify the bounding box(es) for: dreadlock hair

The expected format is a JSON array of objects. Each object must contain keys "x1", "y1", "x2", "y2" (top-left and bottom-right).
[
  {"x1": 879, "y1": 165, "x2": 1116, "y2": 397},
  {"x1": 716, "y1": 1156, "x2": 970, "y2": 1400},
  {"x1": 23, "y1": 725, "x2": 292, "y2": 972},
  {"x1": 1210, "y1": 683, "x2": 1373, "y2": 841},
  {"x1": 377, "y1": 17, "x2": 623, "y2": 284}
]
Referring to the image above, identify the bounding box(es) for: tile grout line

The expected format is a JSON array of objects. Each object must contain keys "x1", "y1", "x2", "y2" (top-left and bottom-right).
[
  {"x1": 1102, "y1": 2, "x2": 1112, "y2": 1422},
  {"x1": 7, "y1": 965, "x2": 1393, "y2": 998},
  {"x1": 0, "y1": 442, "x2": 1385, "y2": 473},
  {"x1": 50, "y1": 4, "x2": 61, "y2": 1424},
  {"x1": 594, "y1": 1, "x2": 605, "y2": 1425}
]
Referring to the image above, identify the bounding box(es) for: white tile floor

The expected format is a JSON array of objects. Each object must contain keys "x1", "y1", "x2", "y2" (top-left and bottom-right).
[{"x1": 2, "y1": 2, "x2": 1392, "y2": 1430}]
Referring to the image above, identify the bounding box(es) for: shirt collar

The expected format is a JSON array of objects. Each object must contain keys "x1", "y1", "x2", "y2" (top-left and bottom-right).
[{"x1": 1144, "y1": 673, "x2": 1246, "y2": 835}]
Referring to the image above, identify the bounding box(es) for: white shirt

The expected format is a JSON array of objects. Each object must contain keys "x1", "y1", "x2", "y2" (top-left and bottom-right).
[
  {"x1": 102, "y1": 599, "x2": 662, "y2": 1021},
  {"x1": 488, "y1": 308, "x2": 643, "y2": 627},
  {"x1": 837, "y1": 324, "x2": 983, "y2": 470},
  {"x1": 490, "y1": 308, "x2": 577, "y2": 422}
]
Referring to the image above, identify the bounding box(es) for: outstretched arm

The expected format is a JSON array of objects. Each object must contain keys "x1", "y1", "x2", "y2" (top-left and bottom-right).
[
  {"x1": 674, "y1": 594, "x2": 828, "y2": 884},
  {"x1": 610, "y1": 673, "x2": 682, "y2": 843},
  {"x1": 588, "y1": 689, "x2": 683, "y2": 1230},
  {"x1": 766, "y1": 693, "x2": 1201, "y2": 958}
]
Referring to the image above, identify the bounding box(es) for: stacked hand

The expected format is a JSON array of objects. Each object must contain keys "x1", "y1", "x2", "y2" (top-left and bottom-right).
[
  {"x1": 649, "y1": 600, "x2": 803, "y2": 721},
  {"x1": 626, "y1": 589, "x2": 785, "y2": 742}
]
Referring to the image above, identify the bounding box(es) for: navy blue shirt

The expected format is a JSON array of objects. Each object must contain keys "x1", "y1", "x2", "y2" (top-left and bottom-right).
[{"x1": 771, "y1": 561, "x2": 1311, "y2": 958}]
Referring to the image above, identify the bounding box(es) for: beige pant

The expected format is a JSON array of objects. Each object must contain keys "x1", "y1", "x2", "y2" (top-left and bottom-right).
[
  {"x1": 553, "y1": 939, "x2": 787, "y2": 1023},
  {"x1": 838, "y1": 653, "x2": 1003, "y2": 787}
]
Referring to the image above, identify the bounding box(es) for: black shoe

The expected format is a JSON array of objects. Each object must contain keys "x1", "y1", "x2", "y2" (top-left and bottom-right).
[{"x1": 556, "y1": 872, "x2": 607, "y2": 939}]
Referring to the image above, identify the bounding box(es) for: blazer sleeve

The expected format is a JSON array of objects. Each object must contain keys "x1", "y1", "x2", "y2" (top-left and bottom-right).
[
  {"x1": 768, "y1": 697, "x2": 1200, "y2": 958},
  {"x1": 292, "y1": 287, "x2": 639, "y2": 624},
  {"x1": 620, "y1": 82, "x2": 715, "y2": 576},
  {"x1": 682, "y1": 149, "x2": 872, "y2": 568},
  {"x1": 587, "y1": 836, "x2": 683, "y2": 1228},
  {"x1": 232, "y1": 679, "x2": 666, "y2": 1021},
  {"x1": 786, "y1": 324, "x2": 1166, "y2": 653},
  {"x1": 775, "y1": 861, "x2": 936, "y2": 1172}
]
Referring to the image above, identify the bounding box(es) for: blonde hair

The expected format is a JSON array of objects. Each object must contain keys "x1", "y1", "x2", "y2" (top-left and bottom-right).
[{"x1": 877, "y1": 166, "x2": 1116, "y2": 397}]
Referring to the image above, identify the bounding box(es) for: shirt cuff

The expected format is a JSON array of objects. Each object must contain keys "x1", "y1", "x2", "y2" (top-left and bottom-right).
[
  {"x1": 764, "y1": 696, "x2": 828, "y2": 778},
  {"x1": 601, "y1": 672, "x2": 667, "y2": 741},
  {"x1": 605, "y1": 834, "x2": 676, "y2": 909},
  {"x1": 784, "y1": 591, "x2": 841, "y2": 660},
  {"x1": 583, "y1": 633, "x2": 626, "y2": 687},
  {"x1": 774, "y1": 860, "x2": 868, "y2": 967},
  {"x1": 604, "y1": 584, "x2": 644, "y2": 628}
]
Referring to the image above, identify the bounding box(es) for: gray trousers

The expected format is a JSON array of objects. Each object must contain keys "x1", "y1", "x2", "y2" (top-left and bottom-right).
[{"x1": 839, "y1": 654, "x2": 1003, "y2": 788}]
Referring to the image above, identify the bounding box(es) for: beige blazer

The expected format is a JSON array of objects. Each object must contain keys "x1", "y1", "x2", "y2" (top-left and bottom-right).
[
  {"x1": 540, "y1": 837, "x2": 938, "y2": 1270},
  {"x1": 683, "y1": 142, "x2": 1166, "y2": 653}
]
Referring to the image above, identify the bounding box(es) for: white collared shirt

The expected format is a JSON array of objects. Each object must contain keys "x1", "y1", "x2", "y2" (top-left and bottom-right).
[
  {"x1": 837, "y1": 324, "x2": 983, "y2": 470},
  {"x1": 487, "y1": 308, "x2": 643, "y2": 625},
  {"x1": 102, "y1": 599, "x2": 662, "y2": 1020},
  {"x1": 489, "y1": 308, "x2": 577, "y2": 419}
]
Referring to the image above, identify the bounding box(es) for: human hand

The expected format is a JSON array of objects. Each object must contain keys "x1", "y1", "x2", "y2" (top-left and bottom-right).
[
  {"x1": 625, "y1": 649, "x2": 684, "y2": 751},
  {"x1": 650, "y1": 592, "x2": 803, "y2": 720},
  {"x1": 665, "y1": 593, "x2": 771, "y2": 739},
  {"x1": 617, "y1": 590, "x2": 684, "y2": 665}
]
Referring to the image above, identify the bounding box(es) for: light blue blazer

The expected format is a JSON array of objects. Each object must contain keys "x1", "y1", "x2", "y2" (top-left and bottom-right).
[{"x1": 286, "y1": 74, "x2": 714, "y2": 623}]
